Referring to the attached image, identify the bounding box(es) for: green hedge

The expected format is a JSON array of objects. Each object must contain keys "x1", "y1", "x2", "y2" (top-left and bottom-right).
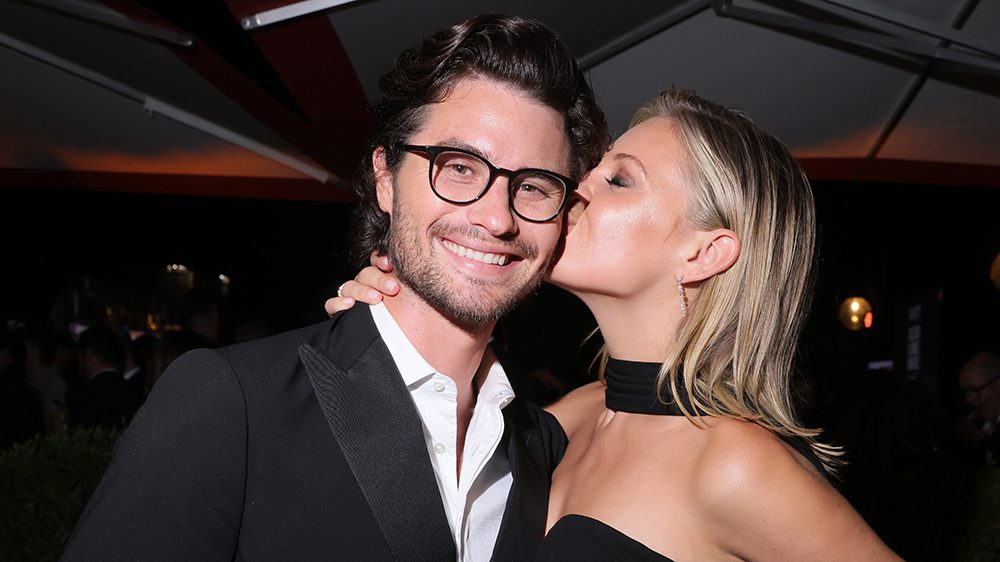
[
  {"x1": 955, "y1": 455, "x2": 1000, "y2": 561},
  {"x1": 0, "y1": 427, "x2": 121, "y2": 562}
]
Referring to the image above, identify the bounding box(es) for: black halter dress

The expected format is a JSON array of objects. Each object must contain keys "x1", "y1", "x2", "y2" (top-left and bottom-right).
[{"x1": 535, "y1": 358, "x2": 826, "y2": 562}]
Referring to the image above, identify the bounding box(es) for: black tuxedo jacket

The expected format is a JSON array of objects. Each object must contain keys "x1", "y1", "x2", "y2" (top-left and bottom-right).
[{"x1": 62, "y1": 306, "x2": 567, "y2": 561}]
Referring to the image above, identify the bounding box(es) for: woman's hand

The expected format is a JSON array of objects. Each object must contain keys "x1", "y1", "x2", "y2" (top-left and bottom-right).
[{"x1": 324, "y1": 254, "x2": 400, "y2": 316}]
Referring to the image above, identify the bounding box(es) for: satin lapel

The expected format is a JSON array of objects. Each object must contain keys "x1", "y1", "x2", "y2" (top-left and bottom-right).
[
  {"x1": 490, "y1": 404, "x2": 548, "y2": 561},
  {"x1": 299, "y1": 340, "x2": 455, "y2": 562}
]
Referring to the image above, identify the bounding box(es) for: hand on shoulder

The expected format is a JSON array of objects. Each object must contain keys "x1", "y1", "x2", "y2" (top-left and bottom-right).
[{"x1": 325, "y1": 254, "x2": 398, "y2": 316}]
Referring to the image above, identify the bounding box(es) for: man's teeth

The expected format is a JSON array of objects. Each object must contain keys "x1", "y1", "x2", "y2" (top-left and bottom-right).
[{"x1": 442, "y1": 240, "x2": 510, "y2": 265}]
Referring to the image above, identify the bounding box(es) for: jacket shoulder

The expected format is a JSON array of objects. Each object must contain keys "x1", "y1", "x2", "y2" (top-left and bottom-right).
[
  {"x1": 218, "y1": 307, "x2": 381, "y2": 376},
  {"x1": 508, "y1": 399, "x2": 568, "y2": 473}
]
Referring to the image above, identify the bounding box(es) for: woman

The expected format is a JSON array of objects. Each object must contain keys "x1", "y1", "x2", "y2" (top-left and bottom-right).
[{"x1": 329, "y1": 88, "x2": 899, "y2": 560}]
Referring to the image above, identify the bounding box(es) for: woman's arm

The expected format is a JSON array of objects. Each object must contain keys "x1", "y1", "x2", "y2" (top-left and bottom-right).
[
  {"x1": 325, "y1": 254, "x2": 399, "y2": 315},
  {"x1": 327, "y1": 255, "x2": 612, "y2": 441}
]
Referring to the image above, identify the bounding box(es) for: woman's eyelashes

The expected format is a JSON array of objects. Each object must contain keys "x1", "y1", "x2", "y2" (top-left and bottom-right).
[{"x1": 605, "y1": 173, "x2": 632, "y2": 188}]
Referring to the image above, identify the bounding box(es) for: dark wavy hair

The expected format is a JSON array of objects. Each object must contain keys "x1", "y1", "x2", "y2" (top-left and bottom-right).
[{"x1": 348, "y1": 14, "x2": 608, "y2": 268}]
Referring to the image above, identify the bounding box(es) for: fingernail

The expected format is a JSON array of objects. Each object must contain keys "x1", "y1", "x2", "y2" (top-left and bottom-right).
[
  {"x1": 342, "y1": 297, "x2": 354, "y2": 305},
  {"x1": 367, "y1": 290, "x2": 381, "y2": 300},
  {"x1": 385, "y1": 280, "x2": 398, "y2": 292}
]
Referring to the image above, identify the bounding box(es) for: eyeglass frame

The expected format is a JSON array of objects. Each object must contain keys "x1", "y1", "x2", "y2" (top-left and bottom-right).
[
  {"x1": 398, "y1": 144, "x2": 578, "y2": 223},
  {"x1": 964, "y1": 374, "x2": 1000, "y2": 395}
]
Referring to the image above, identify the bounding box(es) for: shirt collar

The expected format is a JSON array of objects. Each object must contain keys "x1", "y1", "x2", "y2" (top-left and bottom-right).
[
  {"x1": 476, "y1": 348, "x2": 516, "y2": 409},
  {"x1": 122, "y1": 365, "x2": 141, "y2": 381},
  {"x1": 369, "y1": 302, "x2": 438, "y2": 387},
  {"x1": 368, "y1": 303, "x2": 515, "y2": 407}
]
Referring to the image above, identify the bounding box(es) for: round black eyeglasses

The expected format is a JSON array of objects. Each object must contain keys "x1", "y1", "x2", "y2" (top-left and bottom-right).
[
  {"x1": 400, "y1": 144, "x2": 577, "y2": 223},
  {"x1": 964, "y1": 374, "x2": 1000, "y2": 396}
]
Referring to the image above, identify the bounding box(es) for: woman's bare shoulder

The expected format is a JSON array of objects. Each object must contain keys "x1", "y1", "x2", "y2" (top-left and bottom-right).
[
  {"x1": 545, "y1": 381, "x2": 605, "y2": 438},
  {"x1": 699, "y1": 420, "x2": 813, "y2": 480},
  {"x1": 689, "y1": 419, "x2": 899, "y2": 560}
]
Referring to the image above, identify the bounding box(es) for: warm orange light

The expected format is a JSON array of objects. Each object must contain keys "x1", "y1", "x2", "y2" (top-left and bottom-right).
[
  {"x1": 838, "y1": 297, "x2": 872, "y2": 331},
  {"x1": 146, "y1": 313, "x2": 160, "y2": 332},
  {"x1": 0, "y1": 134, "x2": 308, "y2": 178}
]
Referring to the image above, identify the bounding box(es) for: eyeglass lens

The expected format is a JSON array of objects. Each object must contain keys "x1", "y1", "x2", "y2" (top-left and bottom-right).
[
  {"x1": 966, "y1": 375, "x2": 1000, "y2": 394},
  {"x1": 429, "y1": 151, "x2": 566, "y2": 221}
]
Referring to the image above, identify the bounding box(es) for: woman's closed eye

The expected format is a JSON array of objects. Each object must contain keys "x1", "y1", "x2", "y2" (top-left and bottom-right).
[{"x1": 605, "y1": 174, "x2": 632, "y2": 188}]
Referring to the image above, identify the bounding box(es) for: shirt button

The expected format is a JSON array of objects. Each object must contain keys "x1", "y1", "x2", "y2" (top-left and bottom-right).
[
  {"x1": 432, "y1": 381, "x2": 446, "y2": 393},
  {"x1": 433, "y1": 443, "x2": 446, "y2": 454}
]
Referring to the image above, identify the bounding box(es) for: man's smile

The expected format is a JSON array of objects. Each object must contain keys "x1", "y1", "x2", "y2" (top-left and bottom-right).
[{"x1": 441, "y1": 239, "x2": 513, "y2": 266}]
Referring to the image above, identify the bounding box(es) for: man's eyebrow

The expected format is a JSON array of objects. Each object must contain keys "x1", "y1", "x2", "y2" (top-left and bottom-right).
[
  {"x1": 613, "y1": 153, "x2": 647, "y2": 176},
  {"x1": 438, "y1": 137, "x2": 489, "y2": 160},
  {"x1": 437, "y1": 136, "x2": 570, "y2": 174}
]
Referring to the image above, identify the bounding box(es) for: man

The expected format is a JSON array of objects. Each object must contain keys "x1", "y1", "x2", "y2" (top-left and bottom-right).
[
  {"x1": 65, "y1": 325, "x2": 139, "y2": 430},
  {"x1": 0, "y1": 326, "x2": 45, "y2": 448},
  {"x1": 23, "y1": 325, "x2": 68, "y2": 433},
  {"x1": 955, "y1": 351, "x2": 1000, "y2": 463},
  {"x1": 62, "y1": 15, "x2": 606, "y2": 561}
]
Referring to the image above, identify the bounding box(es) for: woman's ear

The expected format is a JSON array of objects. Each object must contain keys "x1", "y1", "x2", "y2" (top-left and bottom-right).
[
  {"x1": 373, "y1": 146, "x2": 393, "y2": 214},
  {"x1": 680, "y1": 228, "x2": 740, "y2": 283}
]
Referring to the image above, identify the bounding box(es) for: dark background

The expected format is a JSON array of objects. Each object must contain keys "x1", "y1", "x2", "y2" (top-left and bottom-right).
[
  {"x1": 5, "y1": 179, "x2": 997, "y2": 387},
  {"x1": 2, "y1": 179, "x2": 999, "y2": 559}
]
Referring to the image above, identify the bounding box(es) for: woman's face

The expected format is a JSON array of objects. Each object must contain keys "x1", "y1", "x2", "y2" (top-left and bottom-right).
[{"x1": 549, "y1": 117, "x2": 695, "y2": 299}]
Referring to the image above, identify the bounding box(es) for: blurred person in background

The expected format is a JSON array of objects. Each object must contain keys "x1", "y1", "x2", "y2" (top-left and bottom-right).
[
  {"x1": 954, "y1": 350, "x2": 1000, "y2": 465},
  {"x1": 23, "y1": 324, "x2": 67, "y2": 433},
  {"x1": 66, "y1": 326, "x2": 139, "y2": 430},
  {"x1": 0, "y1": 324, "x2": 44, "y2": 448}
]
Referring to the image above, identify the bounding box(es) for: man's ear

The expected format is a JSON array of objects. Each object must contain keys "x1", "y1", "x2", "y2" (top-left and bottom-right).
[
  {"x1": 373, "y1": 146, "x2": 394, "y2": 214},
  {"x1": 680, "y1": 228, "x2": 740, "y2": 283}
]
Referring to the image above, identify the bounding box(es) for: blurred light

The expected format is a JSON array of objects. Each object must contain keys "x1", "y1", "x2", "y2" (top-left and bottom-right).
[
  {"x1": 241, "y1": 0, "x2": 361, "y2": 30},
  {"x1": 867, "y1": 360, "x2": 893, "y2": 371},
  {"x1": 219, "y1": 274, "x2": 231, "y2": 285},
  {"x1": 68, "y1": 322, "x2": 89, "y2": 342},
  {"x1": 166, "y1": 264, "x2": 189, "y2": 273},
  {"x1": 838, "y1": 297, "x2": 872, "y2": 331},
  {"x1": 146, "y1": 313, "x2": 160, "y2": 332}
]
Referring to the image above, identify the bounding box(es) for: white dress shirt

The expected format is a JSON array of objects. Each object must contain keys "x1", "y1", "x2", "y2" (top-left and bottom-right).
[{"x1": 370, "y1": 303, "x2": 515, "y2": 562}]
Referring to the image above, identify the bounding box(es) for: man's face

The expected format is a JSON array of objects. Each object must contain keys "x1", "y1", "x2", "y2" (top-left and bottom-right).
[
  {"x1": 375, "y1": 77, "x2": 571, "y2": 325},
  {"x1": 960, "y1": 354, "x2": 1000, "y2": 421}
]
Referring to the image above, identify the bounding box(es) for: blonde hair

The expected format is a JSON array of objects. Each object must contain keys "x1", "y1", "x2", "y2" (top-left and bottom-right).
[{"x1": 613, "y1": 87, "x2": 841, "y2": 472}]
